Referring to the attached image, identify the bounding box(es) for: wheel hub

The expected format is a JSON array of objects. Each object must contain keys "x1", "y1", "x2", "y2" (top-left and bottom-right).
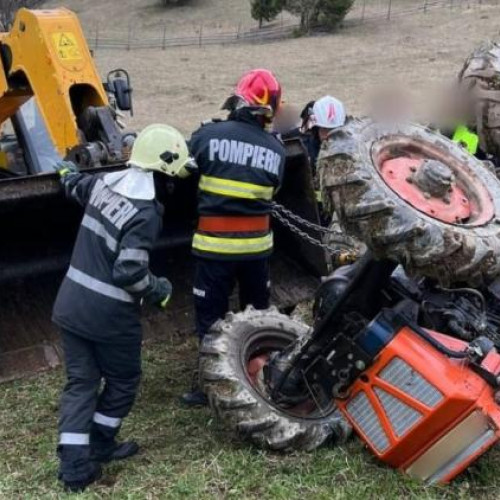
[
  {"x1": 246, "y1": 351, "x2": 325, "y2": 418},
  {"x1": 412, "y1": 159, "x2": 454, "y2": 200},
  {"x1": 379, "y1": 157, "x2": 471, "y2": 223}
]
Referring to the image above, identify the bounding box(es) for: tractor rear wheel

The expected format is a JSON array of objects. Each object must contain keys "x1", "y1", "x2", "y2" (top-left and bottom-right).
[
  {"x1": 199, "y1": 307, "x2": 351, "y2": 452},
  {"x1": 319, "y1": 119, "x2": 500, "y2": 286}
]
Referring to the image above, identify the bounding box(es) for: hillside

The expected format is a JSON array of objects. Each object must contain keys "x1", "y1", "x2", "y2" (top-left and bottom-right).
[
  {"x1": 42, "y1": 0, "x2": 293, "y2": 33},
  {"x1": 87, "y1": 4, "x2": 500, "y2": 135}
]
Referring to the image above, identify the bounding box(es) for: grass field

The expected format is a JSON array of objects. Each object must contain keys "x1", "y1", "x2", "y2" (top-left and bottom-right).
[
  {"x1": 4, "y1": 1, "x2": 500, "y2": 498},
  {"x1": 2, "y1": 332, "x2": 500, "y2": 499}
]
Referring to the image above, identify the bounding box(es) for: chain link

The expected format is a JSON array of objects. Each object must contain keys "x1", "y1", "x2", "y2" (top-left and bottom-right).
[
  {"x1": 271, "y1": 202, "x2": 359, "y2": 262},
  {"x1": 271, "y1": 202, "x2": 344, "y2": 236}
]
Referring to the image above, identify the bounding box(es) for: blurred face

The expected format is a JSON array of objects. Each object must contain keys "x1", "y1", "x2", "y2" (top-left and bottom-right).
[
  {"x1": 272, "y1": 105, "x2": 300, "y2": 134},
  {"x1": 368, "y1": 85, "x2": 414, "y2": 122},
  {"x1": 430, "y1": 84, "x2": 476, "y2": 129}
]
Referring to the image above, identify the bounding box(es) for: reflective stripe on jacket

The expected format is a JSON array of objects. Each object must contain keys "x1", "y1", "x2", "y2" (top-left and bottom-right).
[
  {"x1": 52, "y1": 172, "x2": 163, "y2": 341},
  {"x1": 189, "y1": 110, "x2": 286, "y2": 260},
  {"x1": 198, "y1": 175, "x2": 274, "y2": 201}
]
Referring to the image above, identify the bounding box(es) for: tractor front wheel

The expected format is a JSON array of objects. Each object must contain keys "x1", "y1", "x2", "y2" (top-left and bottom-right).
[{"x1": 199, "y1": 307, "x2": 351, "y2": 451}]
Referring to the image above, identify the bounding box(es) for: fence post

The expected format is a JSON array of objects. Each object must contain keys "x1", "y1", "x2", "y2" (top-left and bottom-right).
[
  {"x1": 95, "y1": 22, "x2": 99, "y2": 50},
  {"x1": 361, "y1": 0, "x2": 366, "y2": 22},
  {"x1": 127, "y1": 23, "x2": 132, "y2": 51},
  {"x1": 162, "y1": 24, "x2": 167, "y2": 50},
  {"x1": 423, "y1": 0, "x2": 428, "y2": 12},
  {"x1": 386, "y1": 0, "x2": 392, "y2": 20},
  {"x1": 237, "y1": 22, "x2": 241, "y2": 39},
  {"x1": 199, "y1": 23, "x2": 203, "y2": 47}
]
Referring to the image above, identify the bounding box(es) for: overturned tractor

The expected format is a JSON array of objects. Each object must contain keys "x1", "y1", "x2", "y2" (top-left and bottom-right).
[{"x1": 200, "y1": 119, "x2": 500, "y2": 483}]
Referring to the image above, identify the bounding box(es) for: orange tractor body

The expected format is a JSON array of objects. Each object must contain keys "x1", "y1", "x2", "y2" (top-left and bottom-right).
[{"x1": 337, "y1": 326, "x2": 500, "y2": 484}]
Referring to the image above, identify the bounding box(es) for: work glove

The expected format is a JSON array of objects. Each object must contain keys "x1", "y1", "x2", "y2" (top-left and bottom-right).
[
  {"x1": 143, "y1": 275, "x2": 172, "y2": 309},
  {"x1": 185, "y1": 157, "x2": 198, "y2": 175},
  {"x1": 54, "y1": 161, "x2": 79, "y2": 178}
]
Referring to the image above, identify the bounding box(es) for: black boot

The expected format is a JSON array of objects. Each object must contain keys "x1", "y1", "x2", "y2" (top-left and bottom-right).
[
  {"x1": 180, "y1": 361, "x2": 208, "y2": 407},
  {"x1": 57, "y1": 445, "x2": 102, "y2": 493},
  {"x1": 180, "y1": 388, "x2": 208, "y2": 406},
  {"x1": 90, "y1": 423, "x2": 140, "y2": 463},
  {"x1": 91, "y1": 440, "x2": 140, "y2": 463}
]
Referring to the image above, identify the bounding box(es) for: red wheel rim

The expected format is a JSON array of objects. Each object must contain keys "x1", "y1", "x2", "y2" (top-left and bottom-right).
[
  {"x1": 246, "y1": 353, "x2": 317, "y2": 417},
  {"x1": 247, "y1": 354, "x2": 269, "y2": 385},
  {"x1": 372, "y1": 136, "x2": 495, "y2": 226}
]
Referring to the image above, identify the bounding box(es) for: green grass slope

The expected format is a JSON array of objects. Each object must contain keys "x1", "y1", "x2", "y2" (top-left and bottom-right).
[{"x1": 1, "y1": 334, "x2": 500, "y2": 499}]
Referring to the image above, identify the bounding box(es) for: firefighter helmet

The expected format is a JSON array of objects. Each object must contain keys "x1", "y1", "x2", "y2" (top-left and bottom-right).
[
  {"x1": 128, "y1": 124, "x2": 192, "y2": 178},
  {"x1": 222, "y1": 69, "x2": 282, "y2": 116},
  {"x1": 308, "y1": 96, "x2": 346, "y2": 130}
]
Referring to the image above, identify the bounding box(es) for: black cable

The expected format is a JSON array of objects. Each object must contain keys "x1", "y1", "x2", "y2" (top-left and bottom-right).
[{"x1": 401, "y1": 315, "x2": 468, "y2": 359}]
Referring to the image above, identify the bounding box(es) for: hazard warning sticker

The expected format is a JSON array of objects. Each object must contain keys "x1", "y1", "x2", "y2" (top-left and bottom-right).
[{"x1": 52, "y1": 32, "x2": 82, "y2": 61}]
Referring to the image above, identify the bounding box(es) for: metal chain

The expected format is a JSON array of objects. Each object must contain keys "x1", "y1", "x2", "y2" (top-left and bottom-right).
[
  {"x1": 271, "y1": 202, "x2": 344, "y2": 236},
  {"x1": 270, "y1": 203, "x2": 358, "y2": 260}
]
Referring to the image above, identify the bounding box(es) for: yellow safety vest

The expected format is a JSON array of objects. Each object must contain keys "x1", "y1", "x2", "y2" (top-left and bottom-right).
[{"x1": 452, "y1": 125, "x2": 479, "y2": 156}]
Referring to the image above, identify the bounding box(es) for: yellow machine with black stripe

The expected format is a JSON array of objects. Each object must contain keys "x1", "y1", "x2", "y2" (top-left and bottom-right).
[{"x1": 0, "y1": 9, "x2": 324, "y2": 382}]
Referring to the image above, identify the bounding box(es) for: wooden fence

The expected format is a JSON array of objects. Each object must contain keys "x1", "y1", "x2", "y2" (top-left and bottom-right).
[{"x1": 86, "y1": 0, "x2": 496, "y2": 51}]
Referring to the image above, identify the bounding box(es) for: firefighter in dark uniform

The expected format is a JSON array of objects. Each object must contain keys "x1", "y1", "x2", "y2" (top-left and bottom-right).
[
  {"x1": 181, "y1": 69, "x2": 286, "y2": 406},
  {"x1": 52, "y1": 124, "x2": 193, "y2": 492}
]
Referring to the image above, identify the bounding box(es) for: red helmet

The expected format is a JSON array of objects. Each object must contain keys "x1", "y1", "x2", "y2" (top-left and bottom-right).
[{"x1": 223, "y1": 69, "x2": 282, "y2": 116}]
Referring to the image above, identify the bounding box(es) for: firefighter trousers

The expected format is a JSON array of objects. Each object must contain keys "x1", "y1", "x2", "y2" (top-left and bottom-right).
[
  {"x1": 193, "y1": 256, "x2": 271, "y2": 339},
  {"x1": 58, "y1": 329, "x2": 142, "y2": 449}
]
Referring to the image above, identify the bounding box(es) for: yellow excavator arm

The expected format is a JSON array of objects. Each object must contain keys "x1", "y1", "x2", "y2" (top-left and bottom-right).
[
  {"x1": 0, "y1": 8, "x2": 109, "y2": 156},
  {"x1": 0, "y1": 8, "x2": 133, "y2": 174}
]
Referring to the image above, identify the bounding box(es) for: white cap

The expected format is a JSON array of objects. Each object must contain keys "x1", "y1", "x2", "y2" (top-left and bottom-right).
[{"x1": 308, "y1": 96, "x2": 346, "y2": 130}]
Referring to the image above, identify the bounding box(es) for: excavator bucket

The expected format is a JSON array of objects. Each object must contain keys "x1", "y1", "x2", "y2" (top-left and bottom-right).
[{"x1": 0, "y1": 141, "x2": 325, "y2": 382}]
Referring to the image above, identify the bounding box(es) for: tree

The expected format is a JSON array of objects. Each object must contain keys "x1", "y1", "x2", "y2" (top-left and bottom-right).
[
  {"x1": 283, "y1": 0, "x2": 319, "y2": 32},
  {"x1": 312, "y1": 0, "x2": 354, "y2": 30},
  {"x1": 251, "y1": 0, "x2": 282, "y2": 28},
  {"x1": 283, "y1": 0, "x2": 353, "y2": 32}
]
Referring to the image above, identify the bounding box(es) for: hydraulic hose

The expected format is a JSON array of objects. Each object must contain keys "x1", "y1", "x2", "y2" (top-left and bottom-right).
[{"x1": 403, "y1": 316, "x2": 468, "y2": 359}]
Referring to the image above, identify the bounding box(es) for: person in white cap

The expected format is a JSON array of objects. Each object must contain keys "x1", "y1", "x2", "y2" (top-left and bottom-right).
[
  {"x1": 52, "y1": 124, "x2": 194, "y2": 492},
  {"x1": 301, "y1": 95, "x2": 347, "y2": 171}
]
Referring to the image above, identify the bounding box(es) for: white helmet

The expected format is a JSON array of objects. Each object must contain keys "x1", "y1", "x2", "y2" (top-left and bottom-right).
[
  {"x1": 308, "y1": 96, "x2": 346, "y2": 130},
  {"x1": 128, "y1": 124, "x2": 192, "y2": 178}
]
